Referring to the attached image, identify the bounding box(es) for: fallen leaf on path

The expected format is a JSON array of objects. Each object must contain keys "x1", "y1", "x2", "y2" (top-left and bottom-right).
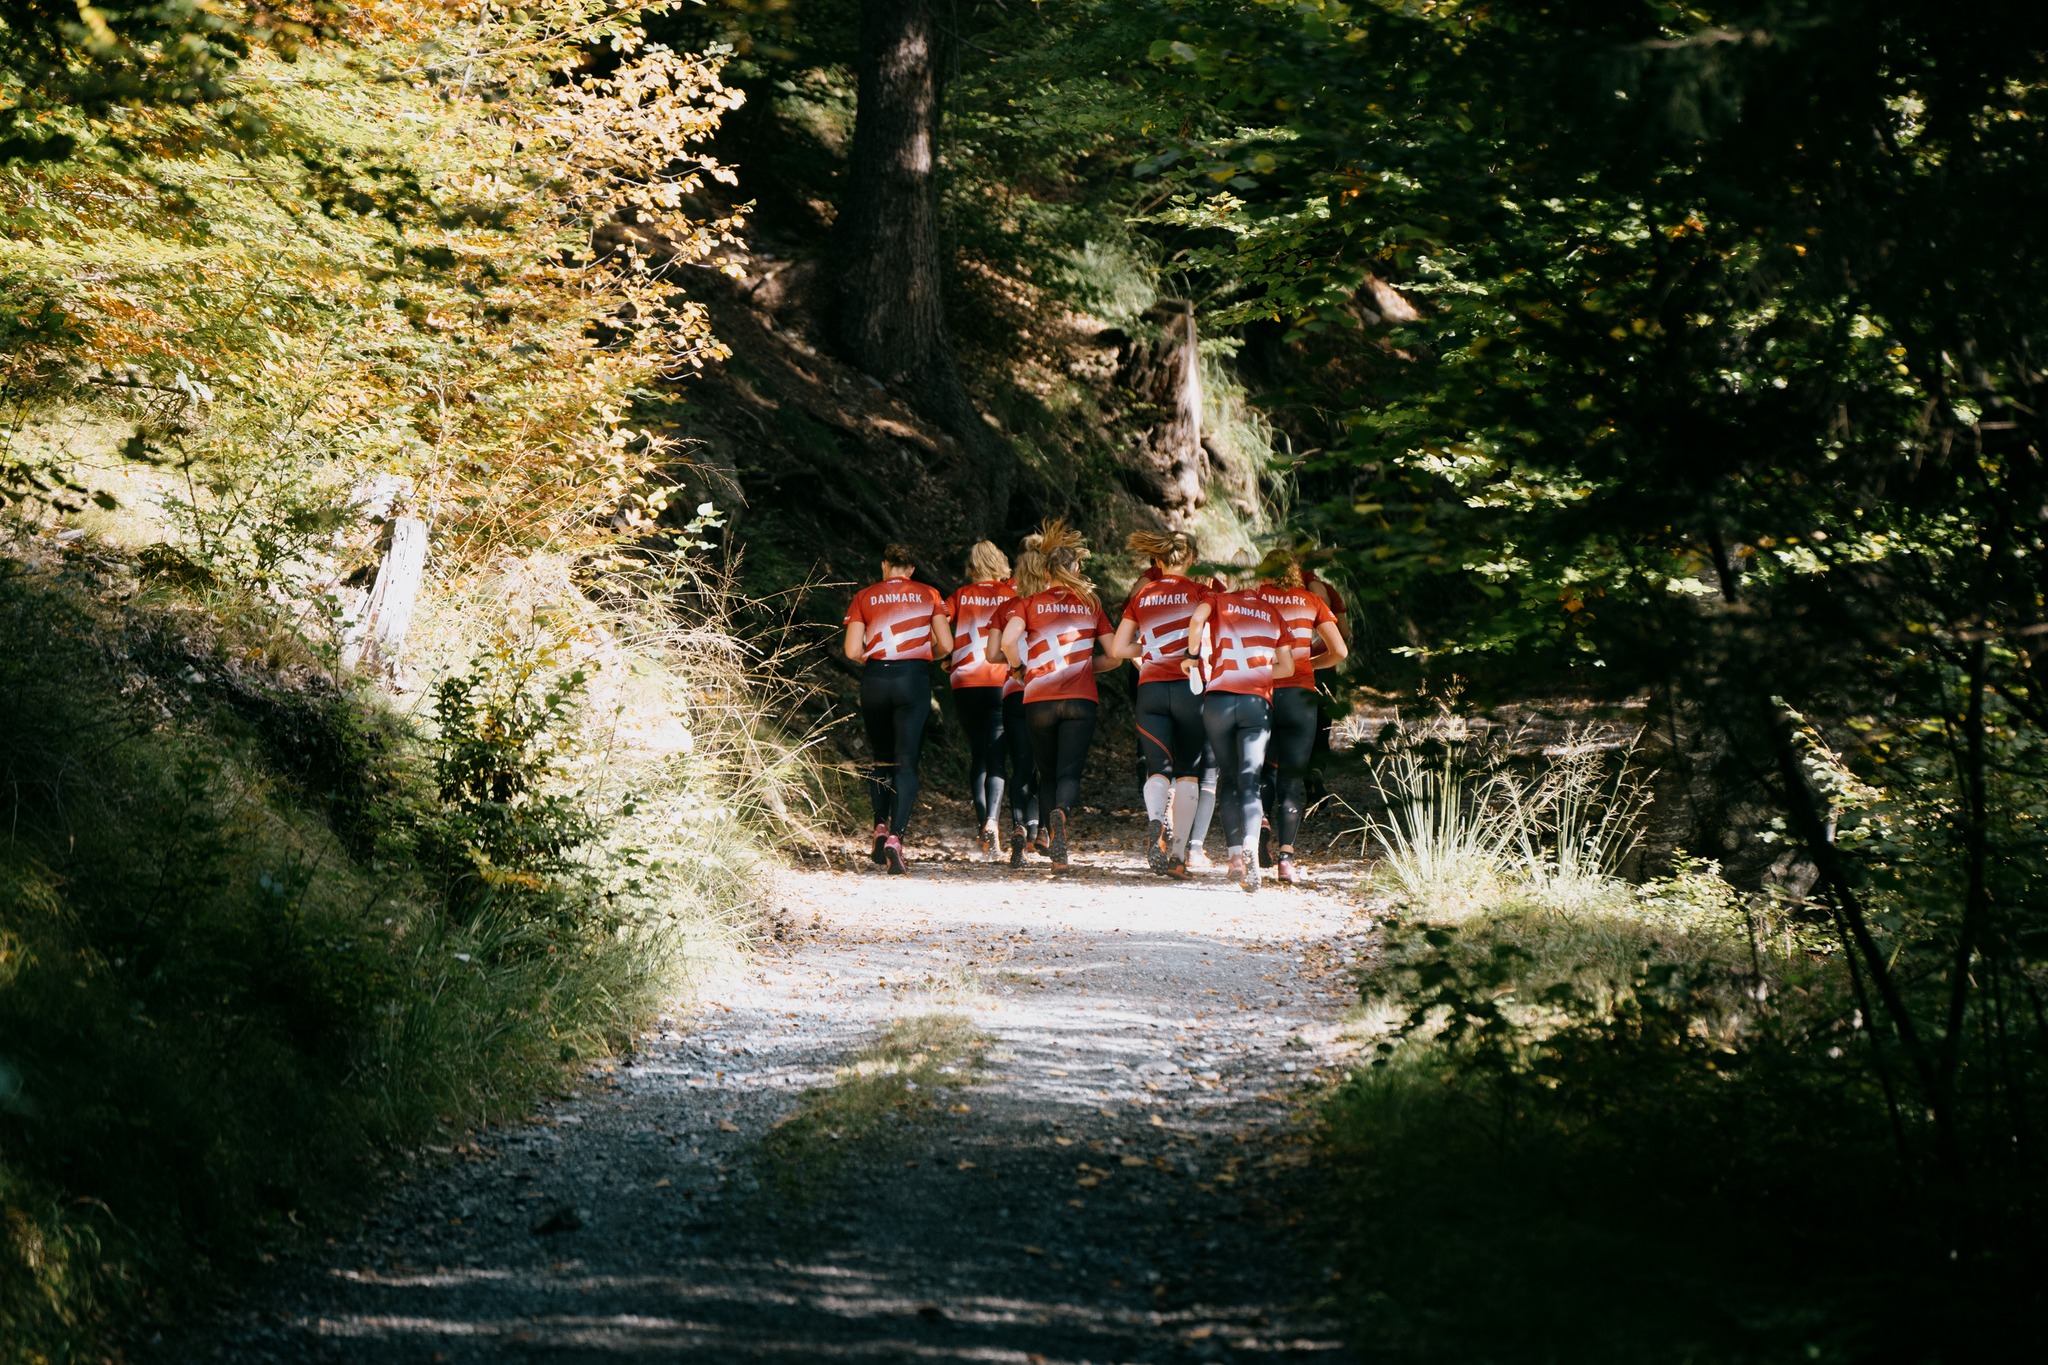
[
  {"x1": 717, "y1": 1120, "x2": 740, "y2": 1133},
  {"x1": 1120, "y1": 1155, "x2": 1147, "y2": 1167},
  {"x1": 1053, "y1": 1137, "x2": 1074, "y2": 1146},
  {"x1": 652, "y1": 1178, "x2": 670, "y2": 1188},
  {"x1": 1023, "y1": 1245, "x2": 1046, "y2": 1256},
  {"x1": 1076, "y1": 1176, "x2": 1100, "y2": 1188},
  {"x1": 957, "y1": 1160, "x2": 977, "y2": 1170}
]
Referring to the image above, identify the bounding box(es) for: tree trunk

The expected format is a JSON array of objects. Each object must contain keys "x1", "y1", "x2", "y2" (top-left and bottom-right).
[
  {"x1": 1115, "y1": 300, "x2": 1207, "y2": 527},
  {"x1": 836, "y1": 0, "x2": 1012, "y2": 536}
]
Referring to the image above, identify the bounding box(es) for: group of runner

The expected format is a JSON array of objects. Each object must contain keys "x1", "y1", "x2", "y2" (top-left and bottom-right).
[{"x1": 841, "y1": 521, "x2": 1347, "y2": 892}]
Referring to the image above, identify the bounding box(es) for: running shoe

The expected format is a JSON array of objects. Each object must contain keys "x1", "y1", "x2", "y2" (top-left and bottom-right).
[
  {"x1": 1241, "y1": 853, "x2": 1262, "y2": 894},
  {"x1": 1033, "y1": 825, "x2": 1052, "y2": 857},
  {"x1": 1166, "y1": 855, "x2": 1190, "y2": 881},
  {"x1": 1009, "y1": 824, "x2": 1027, "y2": 868},
  {"x1": 1275, "y1": 855, "x2": 1301, "y2": 886},
  {"x1": 1227, "y1": 852, "x2": 1245, "y2": 882},
  {"x1": 1048, "y1": 810, "x2": 1071, "y2": 872},
  {"x1": 869, "y1": 822, "x2": 889, "y2": 865},
  {"x1": 1188, "y1": 847, "x2": 1213, "y2": 872},
  {"x1": 1258, "y1": 820, "x2": 1274, "y2": 870},
  {"x1": 1145, "y1": 819, "x2": 1170, "y2": 874},
  {"x1": 883, "y1": 834, "x2": 908, "y2": 876},
  {"x1": 978, "y1": 824, "x2": 997, "y2": 855}
]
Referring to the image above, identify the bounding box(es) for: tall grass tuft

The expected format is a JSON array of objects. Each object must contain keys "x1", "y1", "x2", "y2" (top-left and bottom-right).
[
  {"x1": 1357, "y1": 722, "x2": 1647, "y2": 920},
  {"x1": 1362, "y1": 745, "x2": 1515, "y2": 918}
]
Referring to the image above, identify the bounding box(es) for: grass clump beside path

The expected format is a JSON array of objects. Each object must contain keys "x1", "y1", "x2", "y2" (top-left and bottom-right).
[
  {"x1": 0, "y1": 551, "x2": 797, "y2": 1362},
  {"x1": 761, "y1": 1015, "x2": 991, "y2": 1200}
]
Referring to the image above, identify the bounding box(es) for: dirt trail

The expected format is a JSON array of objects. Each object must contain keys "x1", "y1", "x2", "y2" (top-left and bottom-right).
[{"x1": 197, "y1": 846, "x2": 1370, "y2": 1364}]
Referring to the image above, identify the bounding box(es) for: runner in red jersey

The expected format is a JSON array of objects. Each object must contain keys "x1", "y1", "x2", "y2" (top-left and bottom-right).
[
  {"x1": 983, "y1": 535, "x2": 1044, "y2": 865},
  {"x1": 999, "y1": 520, "x2": 1119, "y2": 872},
  {"x1": 1138, "y1": 561, "x2": 1224, "y2": 866},
  {"x1": 842, "y1": 544, "x2": 953, "y2": 874},
  {"x1": 943, "y1": 540, "x2": 1019, "y2": 854},
  {"x1": 1299, "y1": 559, "x2": 1350, "y2": 801},
  {"x1": 1184, "y1": 578, "x2": 1295, "y2": 892},
  {"x1": 1110, "y1": 530, "x2": 1209, "y2": 877},
  {"x1": 1257, "y1": 555, "x2": 1349, "y2": 885}
]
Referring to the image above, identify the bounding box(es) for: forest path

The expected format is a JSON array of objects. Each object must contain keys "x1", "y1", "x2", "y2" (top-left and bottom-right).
[{"x1": 201, "y1": 846, "x2": 1370, "y2": 1364}]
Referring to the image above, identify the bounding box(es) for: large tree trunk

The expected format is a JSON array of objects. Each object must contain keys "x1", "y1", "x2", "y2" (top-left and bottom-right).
[
  {"x1": 1115, "y1": 300, "x2": 1207, "y2": 527},
  {"x1": 836, "y1": 0, "x2": 1012, "y2": 536}
]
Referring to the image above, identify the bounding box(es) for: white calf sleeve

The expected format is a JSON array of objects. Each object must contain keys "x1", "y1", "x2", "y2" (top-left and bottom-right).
[
  {"x1": 1191, "y1": 775, "x2": 1219, "y2": 850},
  {"x1": 1168, "y1": 776, "x2": 1199, "y2": 856},
  {"x1": 1143, "y1": 773, "x2": 1170, "y2": 823}
]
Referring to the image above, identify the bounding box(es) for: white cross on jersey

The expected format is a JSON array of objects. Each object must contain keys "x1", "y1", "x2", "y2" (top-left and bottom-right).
[
  {"x1": 1215, "y1": 632, "x2": 1273, "y2": 676},
  {"x1": 871, "y1": 613, "x2": 930, "y2": 659},
  {"x1": 958, "y1": 619, "x2": 989, "y2": 663},
  {"x1": 1140, "y1": 618, "x2": 1192, "y2": 665}
]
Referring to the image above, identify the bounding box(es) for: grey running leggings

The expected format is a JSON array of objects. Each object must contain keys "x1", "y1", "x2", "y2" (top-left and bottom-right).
[{"x1": 1201, "y1": 690, "x2": 1271, "y2": 851}]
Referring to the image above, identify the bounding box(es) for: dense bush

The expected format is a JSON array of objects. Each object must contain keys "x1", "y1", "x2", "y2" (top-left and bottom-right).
[{"x1": 0, "y1": 549, "x2": 783, "y2": 1359}]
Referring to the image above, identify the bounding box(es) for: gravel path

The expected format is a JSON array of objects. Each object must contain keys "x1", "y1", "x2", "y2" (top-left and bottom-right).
[{"x1": 195, "y1": 844, "x2": 1370, "y2": 1364}]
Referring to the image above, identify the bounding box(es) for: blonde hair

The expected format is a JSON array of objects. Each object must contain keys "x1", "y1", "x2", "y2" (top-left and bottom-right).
[
  {"x1": 1256, "y1": 547, "x2": 1305, "y2": 588},
  {"x1": 1126, "y1": 528, "x2": 1198, "y2": 573},
  {"x1": 965, "y1": 539, "x2": 1011, "y2": 583},
  {"x1": 1012, "y1": 534, "x2": 1048, "y2": 597},
  {"x1": 1037, "y1": 518, "x2": 1099, "y2": 608}
]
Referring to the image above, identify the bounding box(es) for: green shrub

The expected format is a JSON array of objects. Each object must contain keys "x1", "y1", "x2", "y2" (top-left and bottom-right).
[
  {"x1": 1319, "y1": 898, "x2": 2046, "y2": 1363},
  {"x1": 0, "y1": 558, "x2": 766, "y2": 1360}
]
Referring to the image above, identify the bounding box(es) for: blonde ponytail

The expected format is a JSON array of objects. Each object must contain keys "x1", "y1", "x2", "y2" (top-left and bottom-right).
[
  {"x1": 1037, "y1": 519, "x2": 1100, "y2": 609},
  {"x1": 1012, "y1": 534, "x2": 1049, "y2": 596},
  {"x1": 1256, "y1": 547, "x2": 1305, "y2": 588},
  {"x1": 1125, "y1": 528, "x2": 1198, "y2": 573}
]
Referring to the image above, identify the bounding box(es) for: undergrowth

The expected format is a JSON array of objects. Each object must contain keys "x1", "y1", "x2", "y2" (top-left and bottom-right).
[
  {"x1": 1317, "y1": 727, "x2": 2047, "y2": 1363},
  {"x1": 0, "y1": 538, "x2": 810, "y2": 1361}
]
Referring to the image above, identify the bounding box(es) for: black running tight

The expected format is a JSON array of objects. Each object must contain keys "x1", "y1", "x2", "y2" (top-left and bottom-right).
[
  {"x1": 1134, "y1": 679, "x2": 1206, "y2": 779},
  {"x1": 952, "y1": 685, "x2": 1008, "y2": 828},
  {"x1": 1025, "y1": 697, "x2": 1097, "y2": 818},
  {"x1": 1002, "y1": 691, "x2": 1038, "y2": 830},
  {"x1": 1201, "y1": 690, "x2": 1271, "y2": 852},
  {"x1": 1263, "y1": 686, "x2": 1319, "y2": 849},
  {"x1": 859, "y1": 660, "x2": 930, "y2": 835}
]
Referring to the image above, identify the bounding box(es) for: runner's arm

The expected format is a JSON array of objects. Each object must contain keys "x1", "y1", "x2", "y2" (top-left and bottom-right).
[
  {"x1": 1000, "y1": 616, "x2": 1027, "y2": 671},
  {"x1": 1274, "y1": 645, "x2": 1297, "y2": 680},
  {"x1": 1109, "y1": 616, "x2": 1143, "y2": 660},
  {"x1": 843, "y1": 620, "x2": 865, "y2": 664},
  {"x1": 1308, "y1": 620, "x2": 1348, "y2": 670},
  {"x1": 1181, "y1": 602, "x2": 1213, "y2": 678},
  {"x1": 930, "y1": 611, "x2": 956, "y2": 658},
  {"x1": 1092, "y1": 631, "x2": 1123, "y2": 673}
]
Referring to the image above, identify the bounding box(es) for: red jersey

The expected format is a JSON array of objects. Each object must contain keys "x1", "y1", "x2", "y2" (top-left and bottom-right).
[
  {"x1": 944, "y1": 579, "x2": 1017, "y2": 690},
  {"x1": 1016, "y1": 588, "x2": 1114, "y2": 704},
  {"x1": 1121, "y1": 574, "x2": 1210, "y2": 686},
  {"x1": 843, "y1": 579, "x2": 945, "y2": 663},
  {"x1": 1258, "y1": 583, "x2": 1337, "y2": 691},
  {"x1": 1203, "y1": 590, "x2": 1285, "y2": 699}
]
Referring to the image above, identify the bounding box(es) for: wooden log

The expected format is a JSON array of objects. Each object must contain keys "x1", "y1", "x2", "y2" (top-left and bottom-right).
[{"x1": 341, "y1": 515, "x2": 429, "y2": 673}]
